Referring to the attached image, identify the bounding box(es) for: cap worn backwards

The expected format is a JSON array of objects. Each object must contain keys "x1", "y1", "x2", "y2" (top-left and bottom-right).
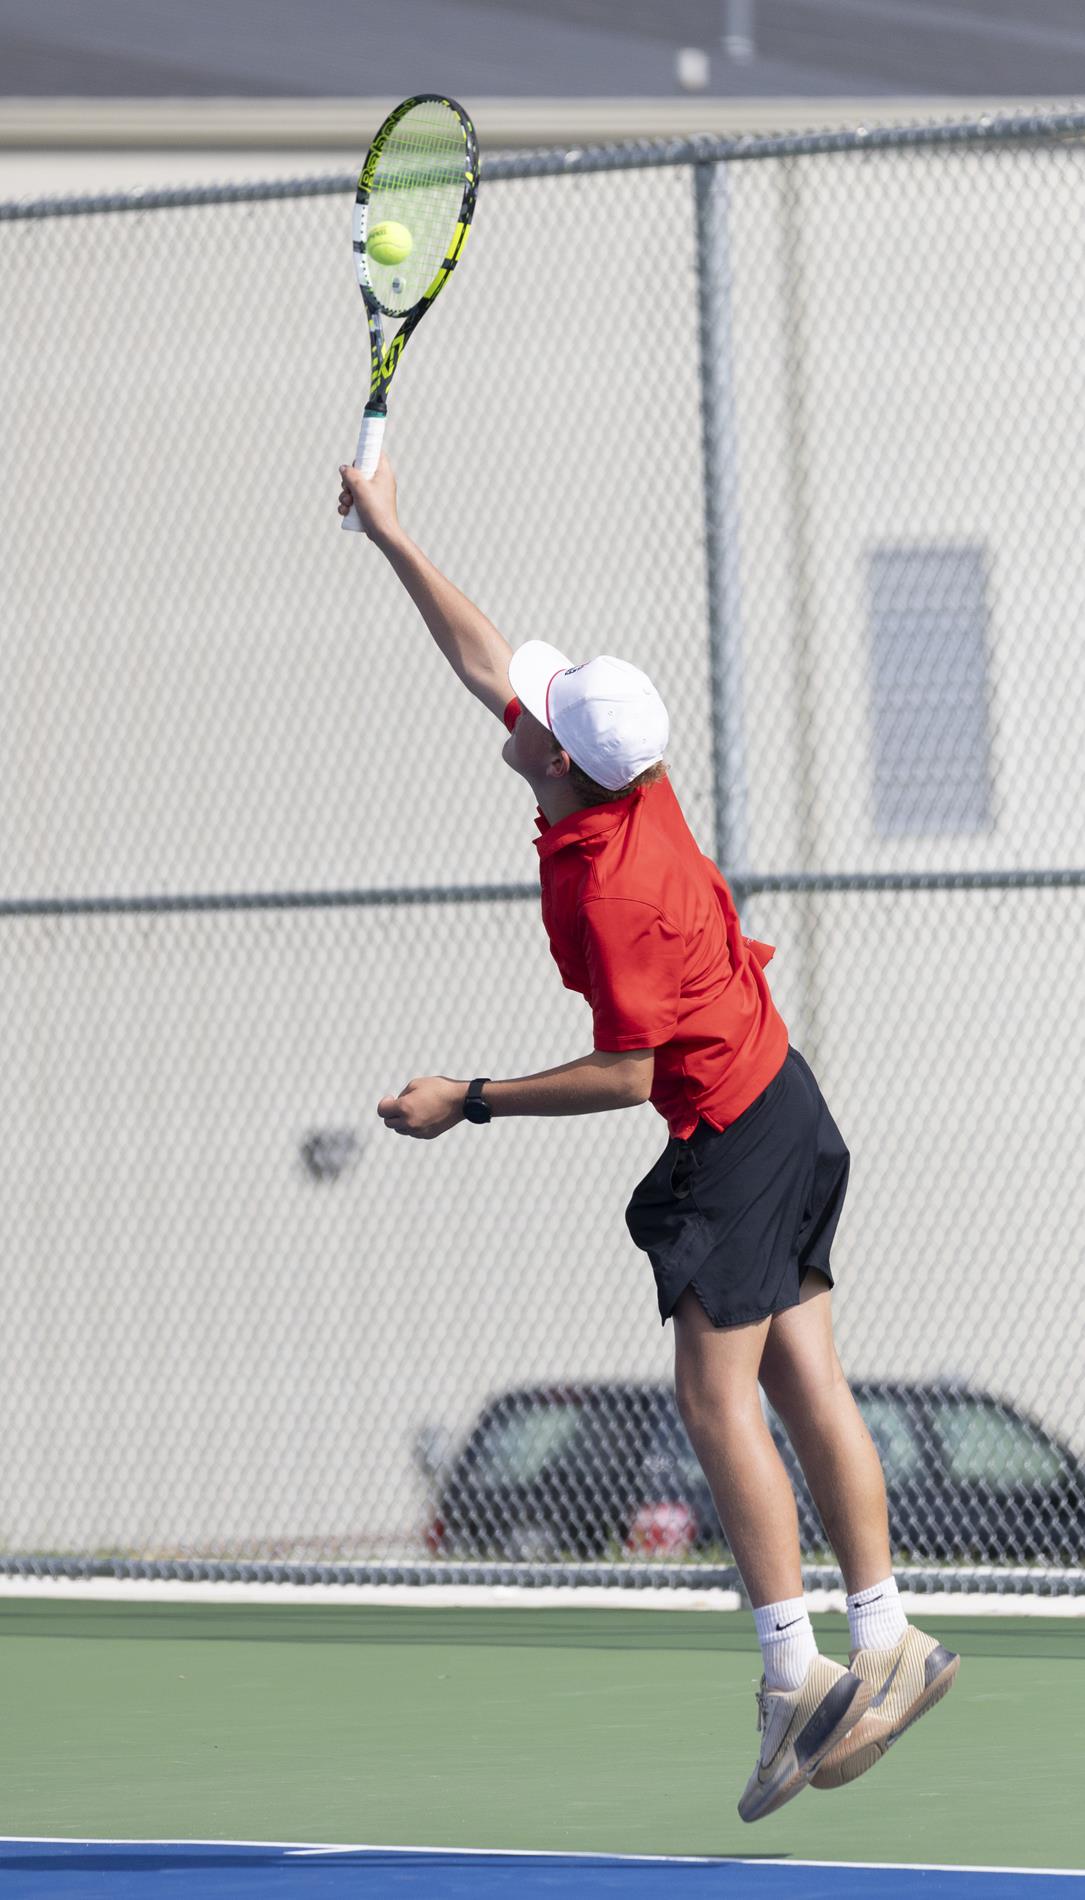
[{"x1": 508, "y1": 641, "x2": 669, "y2": 793}]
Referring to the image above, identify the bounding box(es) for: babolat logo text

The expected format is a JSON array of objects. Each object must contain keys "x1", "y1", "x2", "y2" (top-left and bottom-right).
[
  {"x1": 371, "y1": 333, "x2": 406, "y2": 391},
  {"x1": 360, "y1": 131, "x2": 388, "y2": 191}
]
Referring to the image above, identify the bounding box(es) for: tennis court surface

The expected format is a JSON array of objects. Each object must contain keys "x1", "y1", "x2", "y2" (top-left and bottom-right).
[
  {"x1": 1, "y1": 1843, "x2": 1083, "y2": 1897},
  {"x1": 2, "y1": 1593, "x2": 1083, "y2": 1896}
]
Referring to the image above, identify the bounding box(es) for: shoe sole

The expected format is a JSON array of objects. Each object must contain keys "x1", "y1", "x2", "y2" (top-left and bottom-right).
[
  {"x1": 739, "y1": 1674, "x2": 872, "y2": 1823},
  {"x1": 811, "y1": 1647, "x2": 960, "y2": 1790}
]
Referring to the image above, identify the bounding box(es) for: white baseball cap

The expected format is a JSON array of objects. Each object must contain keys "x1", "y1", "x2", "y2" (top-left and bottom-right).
[{"x1": 508, "y1": 640, "x2": 670, "y2": 793}]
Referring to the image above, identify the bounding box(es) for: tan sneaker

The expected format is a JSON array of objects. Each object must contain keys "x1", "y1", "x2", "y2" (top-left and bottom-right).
[
  {"x1": 737, "y1": 1654, "x2": 871, "y2": 1823},
  {"x1": 811, "y1": 1624, "x2": 960, "y2": 1790}
]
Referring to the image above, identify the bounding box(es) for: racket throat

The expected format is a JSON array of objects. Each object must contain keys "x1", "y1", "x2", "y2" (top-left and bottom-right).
[{"x1": 372, "y1": 330, "x2": 407, "y2": 399}]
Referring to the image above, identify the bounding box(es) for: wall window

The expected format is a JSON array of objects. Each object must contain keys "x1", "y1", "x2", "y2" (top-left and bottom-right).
[{"x1": 866, "y1": 545, "x2": 994, "y2": 837}]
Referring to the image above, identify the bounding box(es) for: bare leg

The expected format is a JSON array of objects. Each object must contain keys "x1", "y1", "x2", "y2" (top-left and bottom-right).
[
  {"x1": 758, "y1": 1271, "x2": 892, "y2": 1596},
  {"x1": 672, "y1": 1288, "x2": 803, "y2": 1607}
]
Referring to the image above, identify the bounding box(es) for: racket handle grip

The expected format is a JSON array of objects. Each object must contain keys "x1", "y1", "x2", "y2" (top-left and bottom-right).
[{"x1": 341, "y1": 410, "x2": 386, "y2": 533}]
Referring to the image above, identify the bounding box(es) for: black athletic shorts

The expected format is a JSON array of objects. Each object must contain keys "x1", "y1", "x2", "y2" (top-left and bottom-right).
[{"x1": 624, "y1": 1045, "x2": 850, "y2": 1329}]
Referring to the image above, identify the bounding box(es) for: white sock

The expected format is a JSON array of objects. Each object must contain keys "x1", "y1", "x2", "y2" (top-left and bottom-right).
[
  {"x1": 846, "y1": 1576, "x2": 908, "y2": 1653},
  {"x1": 753, "y1": 1596, "x2": 819, "y2": 1691}
]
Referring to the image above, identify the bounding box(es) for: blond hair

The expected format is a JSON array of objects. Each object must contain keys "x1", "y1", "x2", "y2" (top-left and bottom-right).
[{"x1": 566, "y1": 756, "x2": 669, "y2": 807}]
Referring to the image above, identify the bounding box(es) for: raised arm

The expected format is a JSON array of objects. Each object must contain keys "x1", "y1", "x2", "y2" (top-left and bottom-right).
[{"x1": 338, "y1": 455, "x2": 513, "y2": 722}]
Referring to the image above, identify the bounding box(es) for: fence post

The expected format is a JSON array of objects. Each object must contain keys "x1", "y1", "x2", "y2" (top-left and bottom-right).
[
  {"x1": 693, "y1": 156, "x2": 751, "y2": 890},
  {"x1": 777, "y1": 153, "x2": 826, "y2": 1065}
]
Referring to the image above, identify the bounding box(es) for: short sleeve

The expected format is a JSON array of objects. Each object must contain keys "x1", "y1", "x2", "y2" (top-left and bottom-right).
[{"x1": 579, "y1": 898, "x2": 683, "y2": 1050}]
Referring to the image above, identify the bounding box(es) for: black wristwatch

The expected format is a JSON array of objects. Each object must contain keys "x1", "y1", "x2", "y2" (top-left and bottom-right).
[{"x1": 463, "y1": 1077, "x2": 492, "y2": 1124}]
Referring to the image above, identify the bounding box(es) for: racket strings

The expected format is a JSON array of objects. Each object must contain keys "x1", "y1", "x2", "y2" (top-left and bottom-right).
[{"x1": 366, "y1": 102, "x2": 469, "y2": 315}]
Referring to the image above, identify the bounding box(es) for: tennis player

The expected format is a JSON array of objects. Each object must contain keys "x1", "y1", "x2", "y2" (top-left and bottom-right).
[{"x1": 338, "y1": 456, "x2": 960, "y2": 1822}]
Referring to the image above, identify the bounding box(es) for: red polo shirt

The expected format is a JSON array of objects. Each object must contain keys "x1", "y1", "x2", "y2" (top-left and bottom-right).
[{"x1": 510, "y1": 708, "x2": 789, "y2": 1137}]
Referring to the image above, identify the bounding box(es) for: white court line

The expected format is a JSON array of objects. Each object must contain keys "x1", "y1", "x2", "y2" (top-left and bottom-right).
[
  {"x1": 286, "y1": 1844, "x2": 719, "y2": 1862},
  {"x1": 0, "y1": 1838, "x2": 720, "y2": 1863},
  {"x1": 2, "y1": 1575, "x2": 1084, "y2": 1615},
  {"x1": 284, "y1": 1845, "x2": 1085, "y2": 1875},
  {"x1": 0, "y1": 1577, "x2": 739, "y2": 1611},
  {"x1": 0, "y1": 1838, "x2": 1081, "y2": 1873}
]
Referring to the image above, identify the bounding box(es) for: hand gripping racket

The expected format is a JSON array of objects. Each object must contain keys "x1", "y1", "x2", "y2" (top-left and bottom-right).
[{"x1": 342, "y1": 94, "x2": 478, "y2": 531}]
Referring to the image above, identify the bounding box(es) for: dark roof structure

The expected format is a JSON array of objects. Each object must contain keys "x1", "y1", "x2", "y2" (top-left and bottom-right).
[{"x1": 3, "y1": 0, "x2": 1085, "y2": 102}]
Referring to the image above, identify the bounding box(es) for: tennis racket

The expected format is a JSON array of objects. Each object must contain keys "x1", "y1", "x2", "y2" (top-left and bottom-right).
[{"x1": 342, "y1": 94, "x2": 478, "y2": 532}]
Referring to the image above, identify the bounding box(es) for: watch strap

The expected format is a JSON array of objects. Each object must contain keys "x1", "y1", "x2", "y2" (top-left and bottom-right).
[{"x1": 464, "y1": 1077, "x2": 492, "y2": 1124}]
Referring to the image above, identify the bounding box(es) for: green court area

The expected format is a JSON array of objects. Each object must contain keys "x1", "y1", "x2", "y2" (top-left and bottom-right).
[{"x1": 1, "y1": 1598, "x2": 1082, "y2": 1871}]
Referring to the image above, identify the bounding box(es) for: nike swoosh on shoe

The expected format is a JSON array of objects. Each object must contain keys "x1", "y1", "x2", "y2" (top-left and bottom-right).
[{"x1": 870, "y1": 1651, "x2": 905, "y2": 1710}]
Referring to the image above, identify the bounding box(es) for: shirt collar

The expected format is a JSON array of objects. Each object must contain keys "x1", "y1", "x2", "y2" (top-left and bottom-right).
[{"x1": 532, "y1": 790, "x2": 641, "y2": 861}]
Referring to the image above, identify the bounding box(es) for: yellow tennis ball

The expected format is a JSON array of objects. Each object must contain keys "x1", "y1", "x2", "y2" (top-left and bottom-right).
[{"x1": 367, "y1": 220, "x2": 413, "y2": 267}]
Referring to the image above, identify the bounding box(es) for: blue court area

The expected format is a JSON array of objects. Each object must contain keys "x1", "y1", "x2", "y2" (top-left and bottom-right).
[{"x1": 1, "y1": 1844, "x2": 1083, "y2": 1899}]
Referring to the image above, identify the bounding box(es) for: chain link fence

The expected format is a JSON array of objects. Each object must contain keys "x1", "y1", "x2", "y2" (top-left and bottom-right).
[{"x1": 2, "y1": 110, "x2": 1084, "y2": 1591}]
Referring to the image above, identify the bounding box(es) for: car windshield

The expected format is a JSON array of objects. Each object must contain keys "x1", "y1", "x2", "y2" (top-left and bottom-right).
[
  {"x1": 932, "y1": 1399, "x2": 1066, "y2": 1488},
  {"x1": 466, "y1": 1403, "x2": 594, "y2": 1488}
]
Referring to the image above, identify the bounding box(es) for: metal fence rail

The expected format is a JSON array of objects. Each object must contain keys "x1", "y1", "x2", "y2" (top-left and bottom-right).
[{"x1": 2, "y1": 106, "x2": 1083, "y2": 1590}]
